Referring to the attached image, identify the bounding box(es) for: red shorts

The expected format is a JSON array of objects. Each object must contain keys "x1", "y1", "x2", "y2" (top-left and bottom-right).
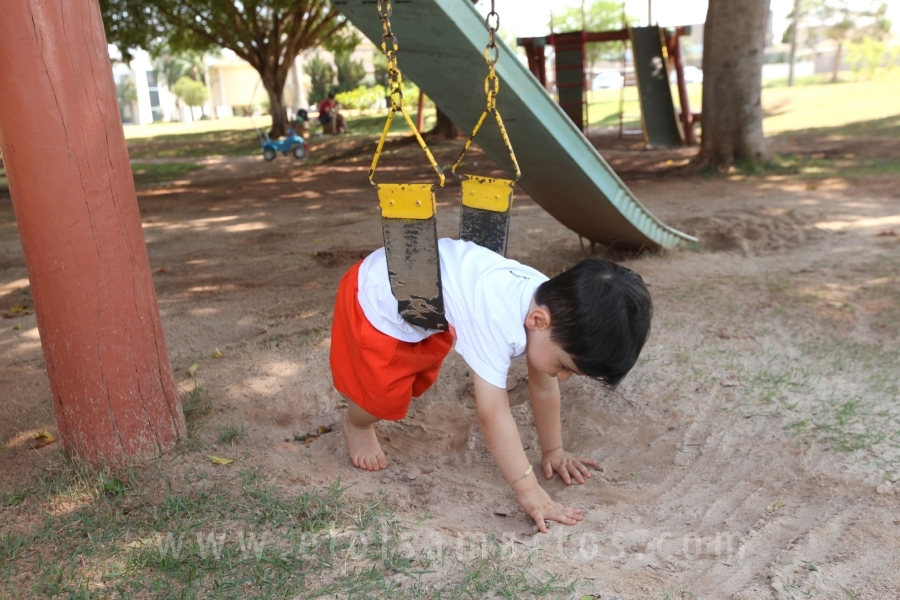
[{"x1": 330, "y1": 261, "x2": 453, "y2": 421}]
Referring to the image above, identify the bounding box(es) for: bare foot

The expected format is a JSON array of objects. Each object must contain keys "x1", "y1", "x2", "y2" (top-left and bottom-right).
[{"x1": 343, "y1": 411, "x2": 387, "y2": 471}]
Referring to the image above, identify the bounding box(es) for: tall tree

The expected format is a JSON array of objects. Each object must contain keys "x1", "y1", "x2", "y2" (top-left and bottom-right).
[
  {"x1": 697, "y1": 0, "x2": 771, "y2": 170},
  {"x1": 335, "y1": 50, "x2": 366, "y2": 93},
  {"x1": 100, "y1": 0, "x2": 351, "y2": 137},
  {"x1": 807, "y1": 0, "x2": 891, "y2": 82},
  {"x1": 305, "y1": 56, "x2": 335, "y2": 104},
  {"x1": 786, "y1": 0, "x2": 804, "y2": 86},
  {"x1": 155, "y1": 49, "x2": 205, "y2": 88},
  {"x1": 172, "y1": 76, "x2": 210, "y2": 120}
]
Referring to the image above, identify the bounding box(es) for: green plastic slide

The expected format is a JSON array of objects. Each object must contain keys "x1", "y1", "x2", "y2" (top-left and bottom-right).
[
  {"x1": 631, "y1": 25, "x2": 685, "y2": 148},
  {"x1": 333, "y1": 0, "x2": 696, "y2": 250}
]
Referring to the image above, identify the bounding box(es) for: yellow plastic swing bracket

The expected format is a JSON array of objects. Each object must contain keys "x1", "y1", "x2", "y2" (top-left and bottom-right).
[
  {"x1": 460, "y1": 176, "x2": 513, "y2": 212},
  {"x1": 378, "y1": 183, "x2": 436, "y2": 219}
]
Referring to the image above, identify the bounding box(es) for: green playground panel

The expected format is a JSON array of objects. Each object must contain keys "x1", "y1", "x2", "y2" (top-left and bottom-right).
[
  {"x1": 631, "y1": 25, "x2": 684, "y2": 148},
  {"x1": 333, "y1": 0, "x2": 696, "y2": 250}
]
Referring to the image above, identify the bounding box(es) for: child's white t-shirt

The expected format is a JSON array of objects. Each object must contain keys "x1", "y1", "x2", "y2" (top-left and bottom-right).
[{"x1": 357, "y1": 238, "x2": 548, "y2": 389}]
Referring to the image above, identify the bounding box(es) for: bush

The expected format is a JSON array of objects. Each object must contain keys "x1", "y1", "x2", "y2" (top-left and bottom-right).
[
  {"x1": 335, "y1": 85, "x2": 387, "y2": 111},
  {"x1": 172, "y1": 76, "x2": 209, "y2": 109},
  {"x1": 335, "y1": 82, "x2": 432, "y2": 113}
]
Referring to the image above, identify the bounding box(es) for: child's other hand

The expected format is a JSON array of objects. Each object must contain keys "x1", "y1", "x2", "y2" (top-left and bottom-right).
[
  {"x1": 541, "y1": 449, "x2": 596, "y2": 485},
  {"x1": 514, "y1": 481, "x2": 583, "y2": 533}
]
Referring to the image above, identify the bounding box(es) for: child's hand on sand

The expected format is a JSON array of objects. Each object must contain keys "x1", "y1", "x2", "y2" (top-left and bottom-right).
[
  {"x1": 514, "y1": 480, "x2": 583, "y2": 533},
  {"x1": 541, "y1": 449, "x2": 596, "y2": 485}
]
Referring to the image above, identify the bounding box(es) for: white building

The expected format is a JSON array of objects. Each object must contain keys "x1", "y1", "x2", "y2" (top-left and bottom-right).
[{"x1": 111, "y1": 35, "x2": 380, "y2": 126}]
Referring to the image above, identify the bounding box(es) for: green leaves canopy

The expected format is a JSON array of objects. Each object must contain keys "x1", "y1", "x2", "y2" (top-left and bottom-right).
[
  {"x1": 101, "y1": 0, "x2": 351, "y2": 135},
  {"x1": 101, "y1": 0, "x2": 348, "y2": 70}
]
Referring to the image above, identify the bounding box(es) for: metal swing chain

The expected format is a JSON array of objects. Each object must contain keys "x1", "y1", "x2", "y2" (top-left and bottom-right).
[
  {"x1": 450, "y1": 0, "x2": 520, "y2": 181},
  {"x1": 370, "y1": 0, "x2": 445, "y2": 186},
  {"x1": 484, "y1": 0, "x2": 500, "y2": 111},
  {"x1": 377, "y1": 0, "x2": 403, "y2": 109}
]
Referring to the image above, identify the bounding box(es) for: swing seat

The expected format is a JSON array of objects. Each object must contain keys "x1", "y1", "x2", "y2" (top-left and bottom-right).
[
  {"x1": 377, "y1": 183, "x2": 448, "y2": 331},
  {"x1": 459, "y1": 175, "x2": 514, "y2": 256}
]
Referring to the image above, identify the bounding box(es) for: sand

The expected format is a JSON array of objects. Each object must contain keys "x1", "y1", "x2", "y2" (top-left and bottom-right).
[{"x1": 1, "y1": 132, "x2": 898, "y2": 598}]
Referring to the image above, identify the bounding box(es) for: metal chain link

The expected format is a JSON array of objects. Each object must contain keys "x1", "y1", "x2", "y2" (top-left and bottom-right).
[
  {"x1": 370, "y1": 0, "x2": 445, "y2": 187},
  {"x1": 377, "y1": 0, "x2": 403, "y2": 109},
  {"x1": 483, "y1": 0, "x2": 500, "y2": 111}
]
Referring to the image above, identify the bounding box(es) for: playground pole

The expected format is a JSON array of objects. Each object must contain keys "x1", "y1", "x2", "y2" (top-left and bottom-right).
[{"x1": 0, "y1": 0, "x2": 186, "y2": 464}]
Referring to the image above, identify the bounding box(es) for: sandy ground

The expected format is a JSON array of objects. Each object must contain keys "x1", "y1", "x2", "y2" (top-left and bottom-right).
[{"x1": 1, "y1": 132, "x2": 899, "y2": 598}]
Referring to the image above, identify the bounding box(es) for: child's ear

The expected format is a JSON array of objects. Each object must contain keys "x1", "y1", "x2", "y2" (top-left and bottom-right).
[{"x1": 525, "y1": 306, "x2": 552, "y2": 330}]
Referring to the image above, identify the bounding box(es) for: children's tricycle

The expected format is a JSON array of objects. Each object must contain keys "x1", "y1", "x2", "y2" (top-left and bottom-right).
[{"x1": 258, "y1": 128, "x2": 306, "y2": 161}]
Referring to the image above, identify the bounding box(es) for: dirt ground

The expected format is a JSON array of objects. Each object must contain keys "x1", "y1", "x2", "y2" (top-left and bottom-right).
[{"x1": 2, "y1": 131, "x2": 899, "y2": 598}]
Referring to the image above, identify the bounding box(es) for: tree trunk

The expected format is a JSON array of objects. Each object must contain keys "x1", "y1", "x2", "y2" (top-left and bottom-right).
[
  {"x1": 697, "y1": 0, "x2": 771, "y2": 170},
  {"x1": 831, "y1": 41, "x2": 843, "y2": 83},
  {"x1": 427, "y1": 107, "x2": 461, "y2": 140},
  {"x1": 0, "y1": 0, "x2": 185, "y2": 465},
  {"x1": 787, "y1": 0, "x2": 801, "y2": 87},
  {"x1": 263, "y1": 76, "x2": 289, "y2": 138}
]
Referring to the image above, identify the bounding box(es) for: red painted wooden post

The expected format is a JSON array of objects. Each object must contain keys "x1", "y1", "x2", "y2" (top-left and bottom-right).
[{"x1": 0, "y1": 0, "x2": 186, "y2": 464}]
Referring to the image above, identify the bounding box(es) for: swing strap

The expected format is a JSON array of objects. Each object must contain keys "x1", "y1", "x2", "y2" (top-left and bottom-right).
[
  {"x1": 372, "y1": 0, "x2": 448, "y2": 331},
  {"x1": 450, "y1": 1, "x2": 520, "y2": 257}
]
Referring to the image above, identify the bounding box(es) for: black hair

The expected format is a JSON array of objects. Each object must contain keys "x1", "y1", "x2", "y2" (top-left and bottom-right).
[{"x1": 534, "y1": 258, "x2": 652, "y2": 387}]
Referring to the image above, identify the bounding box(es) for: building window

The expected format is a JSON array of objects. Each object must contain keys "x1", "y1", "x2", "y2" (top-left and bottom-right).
[{"x1": 146, "y1": 70, "x2": 163, "y2": 122}]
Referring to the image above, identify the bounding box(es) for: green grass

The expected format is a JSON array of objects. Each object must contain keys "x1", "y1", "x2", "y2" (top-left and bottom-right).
[
  {"x1": 127, "y1": 126, "x2": 263, "y2": 159},
  {"x1": 0, "y1": 461, "x2": 579, "y2": 599},
  {"x1": 124, "y1": 110, "x2": 439, "y2": 160},
  {"x1": 776, "y1": 154, "x2": 900, "y2": 178},
  {"x1": 345, "y1": 108, "x2": 437, "y2": 136},
  {"x1": 131, "y1": 162, "x2": 205, "y2": 185},
  {"x1": 586, "y1": 73, "x2": 900, "y2": 139},
  {"x1": 217, "y1": 425, "x2": 249, "y2": 446},
  {"x1": 586, "y1": 84, "x2": 702, "y2": 132},
  {"x1": 118, "y1": 72, "x2": 900, "y2": 164},
  {"x1": 763, "y1": 71, "x2": 900, "y2": 137}
]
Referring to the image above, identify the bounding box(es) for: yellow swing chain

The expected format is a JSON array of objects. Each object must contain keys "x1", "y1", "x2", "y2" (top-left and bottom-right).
[
  {"x1": 450, "y1": 0, "x2": 521, "y2": 181},
  {"x1": 369, "y1": 0, "x2": 445, "y2": 188}
]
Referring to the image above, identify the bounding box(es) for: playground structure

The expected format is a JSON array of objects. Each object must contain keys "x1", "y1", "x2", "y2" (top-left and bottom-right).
[
  {"x1": 334, "y1": 0, "x2": 696, "y2": 251},
  {"x1": 0, "y1": 0, "x2": 693, "y2": 464},
  {"x1": 518, "y1": 25, "x2": 700, "y2": 147}
]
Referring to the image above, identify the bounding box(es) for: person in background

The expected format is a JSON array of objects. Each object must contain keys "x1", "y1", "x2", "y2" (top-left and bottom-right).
[{"x1": 317, "y1": 92, "x2": 347, "y2": 134}]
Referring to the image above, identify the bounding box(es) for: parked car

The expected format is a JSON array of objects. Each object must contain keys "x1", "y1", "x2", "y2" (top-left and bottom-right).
[
  {"x1": 592, "y1": 70, "x2": 625, "y2": 89},
  {"x1": 671, "y1": 66, "x2": 703, "y2": 84}
]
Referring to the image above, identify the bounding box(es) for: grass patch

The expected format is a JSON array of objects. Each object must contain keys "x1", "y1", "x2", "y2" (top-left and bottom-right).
[
  {"x1": 124, "y1": 110, "x2": 438, "y2": 160},
  {"x1": 722, "y1": 154, "x2": 900, "y2": 179},
  {"x1": 585, "y1": 74, "x2": 900, "y2": 139},
  {"x1": 763, "y1": 72, "x2": 900, "y2": 137},
  {"x1": 0, "y1": 462, "x2": 579, "y2": 599},
  {"x1": 772, "y1": 153, "x2": 900, "y2": 178},
  {"x1": 217, "y1": 425, "x2": 249, "y2": 446},
  {"x1": 131, "y1": 162, "x2": 205, "y2": 185},
  {"x1": 585, "y1": 85, "x2": 703, "y2": 133},
  {"x1": 125, "y1": 117, "x2": 268, "y2": 159},
  {"x1": 344, "y1": 109, "x2": 437, "y2": 137}
]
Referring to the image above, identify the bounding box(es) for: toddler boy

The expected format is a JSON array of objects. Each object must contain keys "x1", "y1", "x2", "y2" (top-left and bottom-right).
[{"x1": 330, "y1": 238, "x2": 652, "y2": 531}]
